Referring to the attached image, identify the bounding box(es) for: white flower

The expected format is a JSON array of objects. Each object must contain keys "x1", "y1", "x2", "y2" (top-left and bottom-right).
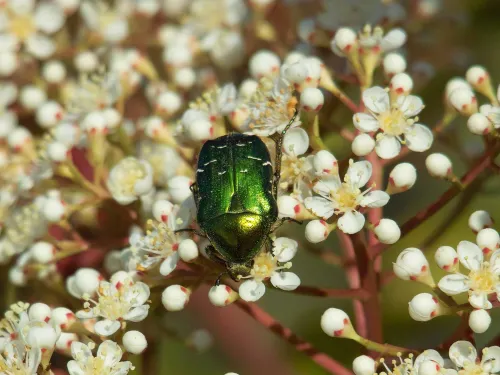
[
  {"x1": 80, "y1": 0, "x2": 129, "y2": 43},
  {"x1": 0, "y1": 302, "x2": 30, "y2": 351},
  {"x1": 473, "y1": 86, "x2": 500, "y2": 131},
  {"x1": 376, "y1": 350, "x2": 452, "y2": 375},
  {"x1": 243, "y1": 76, "x2": 300, "y2": 136},
  {"x1": 76, "y1": 274, "x2": 150, "y2": 336},
  {"x1": 0, "y1": 0, "x2": 66, "y2": 59},
  {"x1": 67, "y1": 340, "x2": 133, "y2": 375},
  {"x1": 238, "y1": 240, "x2": 301, "y2": 302},
  {"x1": 354, "y1": 86, "x2": 433, "y2": 159},
  {"x1": 437, "y1": 241, "x2": 500, "y2": 309},
  {"x1": 305, "y1": 160, "x2": 389, "y2": 234},
  {"x1": 280, "y1": 128, "x2": 314, "y2": 195},
  {"x1": 449, "y1": 341, "x2": 500, "y2": 374},
  {"x1": 107, "y1": 157, "x2": 154, "y2": 205},
  {"x1": 122, "y1": 330, "x2": 148, "y2": 354},
  {"x1": 0, "y1": 343, "x2": 41, "y2": 375}
]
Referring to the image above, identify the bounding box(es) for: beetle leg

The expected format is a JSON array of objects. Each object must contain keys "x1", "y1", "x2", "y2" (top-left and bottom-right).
[
  {"x1": 270, "y1": 217, "x2": 303, "y2": 233},
  {"x1": 174, "y1": 228, "x2": 207, "y2": 238},
  {"x1": 190, "y1": 182, "x2": 200, "y2": 209},
  {"x1": 205, "y1": 245, "x2": 226, "y2": 266},
  {"x1": 272, "y1": 110, "x2": 299, "y2": 200}
]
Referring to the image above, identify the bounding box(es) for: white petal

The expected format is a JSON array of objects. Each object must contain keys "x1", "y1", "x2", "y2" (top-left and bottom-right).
[
  {"x1": 449, "y1": 341, "x2": 477, "y2": 368},
  {"x1": 405, "y1": 124, "x2": 433, "y2": 152},
  {"x1": 362, "y1": 86, "x2": 390, "y2": 114},
  {"x1": 159, "y1": 252, "x2": 179, "y2": 276},
  {"x1": 25, "y1": 34, "x2": 55, "y2": 59},
  {"x1": 469, "y1": 292, "x2": 492, "y2": 309},
  {"x1": 93, "y1": 319, "x2": 121, "y2": 336},
  {"x1": 76, "y1": 309, "x2": 97, "y2": 319},
  {"x1": 338, "y1": 211, "x2": 365, "y2": 234},
  {"x1": 491, "y1": 249, "x2": 500, "y2": 274},
  {"x1": 481, "y1": 346, "x2": 500, "y2": 373},
  {"x1": 397, "y1": 95, "x2": 424, "y2": 117},
  {"x1": 381, "y1": 28, "x2": 407, "y2": 51},
  {"x1": 313, "y1": 175, "x2": 341, "y2": 196},
  {"x1": 359, "y1": 190, "x2": 390, "y2": 208},
  {"x1": 346, "y1": 161, "x2": 372, "y2": 188},
  {"x1": 353, "y1": 112, "x2": 380, "y2": 132},
  {"x1": 70, "y1": 341, "x2": 92, "y2": 361},
  {"x1": 35, "y1": 3, "x2": 65, "y2": 34},
  {"x1": 414, "y1": 349, "x2": 444, "y2": 371},
  {"x1": 0, "y1": 33, "x2": 19, "y2": 51},
  {"x1": 238, "y1": 280, "x2": 266, "y2": 302},
  {"x1": 123, "y1": 305, "x2": 149, "y2": 322},
  {"x1": 97, "y1": 340, "x2": 122, "y2": 368},
  {"x1": 272, "y1": 237, "x2": 298, "y2": 262},
  {"x1": 437, "y1": 274, "x2": 470, "y2": 295},
  {"x1": 304, "y1": 196, "x2": 335, "y2": 219},
  {"x1": 110, "y1": 362, "x2": 133, "y2": 375},
  {"x1": 283, "y1": 128, "x2": 309, "y2": 156},
  {"x1": 270, "y1": 272, "x2": 301, "y2": 291},
  {"x1": 67, "y1": 360, "x2": 85, "y2": 375},
  {"x1": 375, "y1": 135, "x2": 401, "y2": 159},
  {"x1": 26, "y1": 347, "x2": 42, "y2": 373},
  {"x1": 457, "y1": 241, "x2": 483, "y2": 270},
  {"x1": 128, "y1": 282, "x2": 150, "y2": 306}
]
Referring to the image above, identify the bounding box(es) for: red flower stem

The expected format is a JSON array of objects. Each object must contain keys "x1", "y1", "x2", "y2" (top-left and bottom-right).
[
  {"x1": 235, "y1": 300, "x2": 352, "y2": 375},
  {"x1": 372, "y1": 144, "x2": 500, "y2": 258}
]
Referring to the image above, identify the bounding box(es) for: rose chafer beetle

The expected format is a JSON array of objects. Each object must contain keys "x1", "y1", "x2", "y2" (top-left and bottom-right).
[{"x1": 182, "y1": 113, "x2": 299, "y2": 281}]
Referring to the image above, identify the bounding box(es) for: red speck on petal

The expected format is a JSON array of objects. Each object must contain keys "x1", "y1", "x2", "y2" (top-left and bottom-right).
[
  {"x1": 472, "y1": 97, "x2": 477, "y2": 103},
  {"x1": 225, "y1": 286, "x2": 231, "y2": 293},
  {"x1": 478, "y1": 77, "x2": 485, "y2": 84},
  {"x1": 344, "y1": 44, "x2": 352, "y2": 52},
  {"x1": 421, "y1": 265, "x2": 427, "y2": 272},
  {"x1": 41, "y1": 348, "x2": 47, "y2": 353},
  {"x1": 334, "y1": 329, "x2": 343, "y2": 336},
  {"x1": 436, "y1": 364, "x2": 441, "y2": 371},
  {"x1": 224, "y1": 299, "x2": 230, "y2": 305},
  {"x1": 483, "y1": 247, "x2": 491, "y2": 254},
  {"x1": 343, "y1": 318, "x2": 349, "y2": 325},
  {"x1": 271, "y1": 66, "x2": 278, "y2": 72},
  {"x1": 10, "y1": 333, "x2": 17, "y2": 340},
  {"x1": 372, "y1": 46, "x2": 381, "y2": 53},
  {"x1": 115, "y1": 281, "x2": 123, "y2": 289},
  {"x1": 304, "y1": 105, "x2": 311, "y2": 111},
  {"x1": 305, "y1": 76, "x2": 312, "y2": 82},
  {"x1": 98, "y1": 275, "x2": 104, "y2": 281},
  {"x1": 293, "y1": 83, "x2": 300, "y2": 90},
  {"x1": 293, "y1": 204, "x2": 301, "y2": 214},
  {"x1": 409, "y1": 276, "x2": 417, "y2": 281},
  {"x1": 44, "y1": 316, "x2": 50, "y2": 323},
  {"x1": 172, "y1": 243, "x2": 179, "y2": 251},
  {"x1": 209, "y1": 127, "x2": 214, "y2": 137},
  {"x1": 389, "y1": 177, "x2": 395, "y2": 186},
  {"x1": 483, "y1": 127, "x2": 490, "y2": 135},
  {"x1": 315, "y1": 104, "x2": 323, "y2": 111},
  {"x1": 432, "y1": 297, "x2": 438, "y2": 304},
  {"x1": 55, "y1": 112, "x2": 63, "y2": 121},
  {"x1": 323, "y1": 169, "x2": 331, "y2": 173},
  {"x1": 61, "y1": 323, "x2": 67, "y2": 329},
  {"x1": 430, "y1": 310, "x2": 436, "y2": 317},
  {"x1": 396, "y1": 87, "x2": 404, "y2": 94},
  {"x1": 161, "y1": 214, "x2": 168, "y2": 222},
  {"x1": 180, "y1": 286, "x2": 188, "y2": 293},
  {"x1": 209, "y1": 115, "x2": 216, "y2": 123},
  {"x1": 67, "y1": 340, "x2": 74, "y2": 348},
  {"x1": 443, "y1": 264, "x2": 450, "y2": 270},
  {"x1": 453, "y1": 257, "x2": 458, "y2": 264}
]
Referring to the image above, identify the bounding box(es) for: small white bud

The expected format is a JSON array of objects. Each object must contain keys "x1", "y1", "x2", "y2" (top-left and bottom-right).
[
  {"x1": 208, "y1": 284, "x2": 238, "y2": 307},
  {"x1": 445, "y1": 78, "x2": 471, "y2": 98},
  {"x1": 156, "y1": 91, "x2": 182, "y2": 116},
  {"x1": 152, "y1": 200, "x2": 174, "y2": 223},
  {"x1": 305, "y1": 220, "x2": 330, "y2": 243},
  {"x1": 277, "y1": 195, "x2": 301, "y2": 219},
  {"x1": 8, "y1": 128, "x2": 32, "y2": 152},
  {"x1": 476, "y1": 228, "x2": 500, "y2": 255},
  {"x1": 174, "y1": 67, "x2": 196, "y2": 90},
  {"x1": 51, "y1": 307, "x2": 76, "y2": 329},
  {"x1": 331, "y1": 28, "x2": 357, "y2": 55},
  {"x1": 425, "y1": 153, "x2": 452, "y2": 178},
  {"x1": 30, "y1": 241, "x2": 55, "y2": 264},
  {"x1": 25, "y1": 323, "x2": 58, "y2": 350},
  {"x1": 383, "y1": 53, "x2": 407, "y2": 77},
  {"x1": 320, "y1": 308, "x2": 354, "y2": 337},
  {"x1": 28, "y1": 303, "x2": 52, "y2": 322},
  {"x1": 249, "y1": 50, "x2": 280, "y2": 79},
  {"x1": 123, "y1": 330, "x2": 148, "y2": 354},
  {"x1": 467, "y1": 113, "x2": 491, "y2": 135},
  {"x1": 313, "y1": 150, "x2": 337, "y2": 176},
  {"x1": 66, "y1": 268, "x2": 102, "y2": 298},
  {"x1": 448, "y1": 88, "x2": 477, "y2": 116},
  {"x1": 42, "y1": 60, "x2": 66, "y2": 84},
  {"x1": 352, "y1": 355, "x2": 376, "y2": 375},
  {"x1": 185, "y1": 118, "x2": 213, "y2": 141},
  {"x1": 300, "y1": 87, "x2": 324, "y2": 112},
  {"x1": 36, "y1": 101, "x2": 63, "y2": 128},
  {"x1": 167, "y1": 176, "x2": 193, "y2": 204},
  {"x1": 388, "y1": 163, "x2": 417, "y2": 192},
  {"x1": 42, "y1": 198, "x2": 65, "y2": 222},
  {"x1": 74, "y1": 51, "x2": 99, "y2": 72},
  {"x1": 393, "y1": 248, "x2": 432, "y2": 282},
  {"x1": 178, "y1": 239, "x2": 199, "y2": 262},
  {"x1": 418, "y1": 360, "x2": 442, "y2": 375},
  {"x1": 408, "y1": 293, "x2": 440, "y2": 321},
  {"x1": 390, "y1": 72, "x2": 413, "y2": 94},
  {"x1": 56, "y1": 332, "x2": 78, "y2": 352},
  {"x1": 47, "y1": 142, "x2": 69, "y2": 162},
  {"x1": 373, "y1": 219, "x2": 400, "y2": 244},
  {"x1": 9, "y1": 267, "x2": 27, "y2": 286},
  {"x1": 20, "y1": 85, "x2": 47, "y2": 110},
  {"x1": 283, "y1": 128, "x2": 309, "y2": 156},
  {"x1": 466, "y1": 65, "x2": 489, "y2": 87},
  {"x1": 102, "y1": 108, "x2": 121, "y2": 129},
  {"x1": 468, "y1": 309, "x2": 491, "y2": 334},
  {"x1": 239, "y1": 79, "x2": 259, "y2": 99},
  {"x1": 351, "y1": 134, "x2": 375, "y2": 156},
  {"x1": 0, "y1": 51, "x2": 17, "y2": 77},
  {"x1": 162, "y1": 285, "x2": 190, "y2": 311},
  {"x1": 468, "y1": 210, "x2": 493, "y2": 233},
  {"x1": 434, "y1": 246, "x2": 458, "y2": 272}
]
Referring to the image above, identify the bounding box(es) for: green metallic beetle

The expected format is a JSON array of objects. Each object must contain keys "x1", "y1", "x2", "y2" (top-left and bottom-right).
[{"x1": 186, "y1": 113, "x2": 299, "y2": 281}]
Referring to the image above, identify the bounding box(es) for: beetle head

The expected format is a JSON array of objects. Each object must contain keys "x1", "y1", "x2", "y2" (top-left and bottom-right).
[{"x1": 227, "y1": 262, "x2": 253, "y2": 281}]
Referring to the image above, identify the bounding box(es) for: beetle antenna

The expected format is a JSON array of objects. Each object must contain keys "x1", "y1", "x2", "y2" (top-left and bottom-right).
[{"x1": 215, "y1": 272, "x2": 229, "y2": 286}]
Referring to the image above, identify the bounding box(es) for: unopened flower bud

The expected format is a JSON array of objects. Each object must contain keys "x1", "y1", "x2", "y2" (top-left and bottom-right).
[
  {"x1": 0, "y1": 51, "x2": 17, "y2": 77},
  {"x1": 305, "y1": 220, "x2": 331, "y2": 243},
  {"x1": 174, "y1": 67, "x2": 196, "y2": 90},
  {"x1": 152, "y1": 200, "x2": 174, "y2": 223},
  {"x1": 30, "y1": 241, "x2": 55, "y2": 264},
  {"x1": 300, "y1": 88, "x2": 324, "y2": 112},
  {"x1": 383, "y1": 53, "x2": 407, "y2": 77},
  {"x1": 390, "y1": 72, "x2": 413, "y2": 94},
  {"x1": 352, "y1": 355, "x2": 376, "y2": 375},
  {"x1": 51, "y1": 307, "x2": 76, "y2": 329},
  {"x1": 388, "y1": 163, "x2": 417, "y2": 193},
  {"x1": 162, "y1": 285, "x2": 190, "y2": 311},
  {"x1": 476, "y1": 228, "x2": 500, "y2": 256},
  {"x1": 156, "y1": 91, "x2": 182, "y2": 117},
  {"x1": 25, "y1": 323, "x2": 58, "y2": 350},
  {"x1": 66, "y1": 268, "x2": 102, "y2": 298},
  {"x1": 469, "y1": 309, "x2": 491, "y2": 333},
  {"x1": 47, "y1": 142, "x2": 69, "y2": 162},
  {"x1": 178, "y1": 239, "x2": 199, "y2": 262},
  {"x1": 168, "y1": 176, "x2": 193, "y2": 204},
  {"x1": 277, "y1": 195, "x2": 302, "y2": 219},
  {"x1": 465, "y1": 65, "x2": 491, "y2": 90},
  {"x1": 36, "y1": 101, "x2": 63, "y2": 128},
  {"x1": 394, "y1": 248, "x2": 434, "y2": 285},
  {"x1": 249, "y1": 50, "x2": 280, "y2": 79},
  {"x1": 283, "y1": 128, "x2": 309, "y2": 156},
  {"x1": 425, "y1": 153, "x2": 452, "y2": 179},
  {"x1": 209, "y1": 284, "x2": 239, "y2": 307},
  {"x1": 74, "y1": 51, "x2": 98, "y2": 72},
  {"x1": 123, "y1": 330, "x2": 148, "y2": 354},
  {"x1": 56, "y1": 332, "x2": 77, "y2": 353},
  {"x1": 42, "y1": 60, "x2": 66, "y2": 84},
  {"x1": 468, "y1": 210, "x2": 493, "y2": 233},
  {"x1": 239, "y1": 79, "x2": 259, "y2": 99},
  {"x1": 20, "y1": 85, "x2": 47, "y2": 110},
  {"x1": 434, "y1": 246, "x2": 458, "y2": 272},
  {"x1": 331, "y1": 28, "x2": 357, "y2": 56},
  {"x1": 351, "y1": 134, "x2": 375, "y2": 156},
  {"x1": 408, "y1": 293, "x2": 442, "y2": 321},
  {"x1": 9, "y1": 267, "x2": 27, "y2": 286},
  {"x1": 313, "y1": 150, "x2": 337, "y2": 176},
  {"x1": 467, "y1": 113, "x2": 491, "y2": 135},
  {"x1": 445, "y1": 78, "x2": 471, "y2": 99},
  {"x1": 448, "y1": 88, "x2": 477, "y2": 116},
  {"x1": 320, "y1": 308, "x2": 357, "y2": 338},
  {"x1": 42, "y1": 197, "x2": 65, "y2": 222},
  {"x1": 373, "y1": 219, "x2": 400, "y2": 244},
  {"x1": 185, "y1": 118, "x2": 213, "y2": 142},
  {"x1": 28, "y1": 303, "x2": 52, "y2": 322},
  {"x1": 418, "y1": 360, "x2": 442, "y2": 375}
]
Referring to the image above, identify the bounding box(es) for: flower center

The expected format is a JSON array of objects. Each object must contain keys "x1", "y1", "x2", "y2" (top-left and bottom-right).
[
  {"x1": 377, "y1": 109, "x2": 408, "y2": 136},
  {"x1": 95, "y1": 285, "x2": 132, "y2": 321},
  {"x1": 250, "y1": 253, "x2": 279, "y2": 281},
  {"x1": 468, "y1": 264, "x2": 498, "y2": 293},
  {"x1": 119, "y1": 161, "x2": 147, "y2": 195},
  {"x1": 460, "y1": 363, "x2": 486, "y2": 375},
  {"x1": 9, "y1": 15, "x2": 36, "y2": 41},
  {"x1": 331, "y1": 183, "x2": 360, "y2": 213}
]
